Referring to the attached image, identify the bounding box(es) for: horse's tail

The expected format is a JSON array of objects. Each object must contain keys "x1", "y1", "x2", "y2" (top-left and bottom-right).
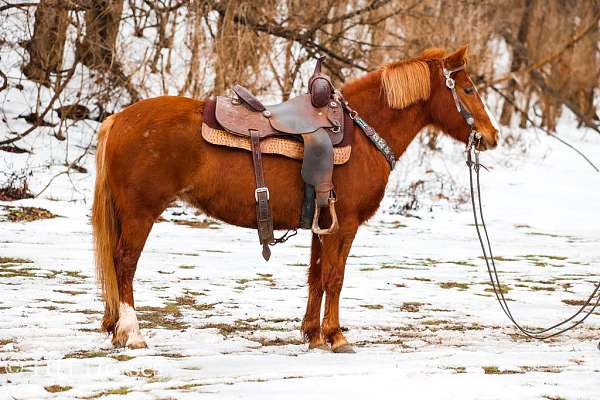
[{"x1": 92, "y1": 114, "x2": 120, "y2": 333}]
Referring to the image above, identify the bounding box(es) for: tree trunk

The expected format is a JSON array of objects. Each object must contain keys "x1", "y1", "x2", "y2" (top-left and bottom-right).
[
  {"x1": 22, "y1": 0, "x2": 69, "y2": 85},
  {"x1": 499, "y1": 0, "x2": 533, "y2": 126},
  {"x1": 78, "y1": 0, "x2": 124, "y2": 69},
  {"x1": 568, "y1": 0, "x2": 599, "y2": 123}
]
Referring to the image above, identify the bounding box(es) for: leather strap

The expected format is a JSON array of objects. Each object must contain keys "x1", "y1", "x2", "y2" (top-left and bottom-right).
[
  {"x1": 337, "y1": 93, "x2": 395, "y2": 169},
  {"x1": 353, "y1": 116, "x2": 396, "y2": 169},
  {"x1": 300, "y1": 183, "x2": 316, "y2": 229},
  {"x1": 249, "y1": 129, "x2": 274, "y2": 260},
  {"x1": 233, "y1": 85, "x2": 266, "y2": 112}
]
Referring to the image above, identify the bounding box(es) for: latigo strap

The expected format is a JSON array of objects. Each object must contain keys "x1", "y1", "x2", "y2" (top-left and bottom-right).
[{"x1": 249, "y1": 129, "x2": 274, "y2": 261}]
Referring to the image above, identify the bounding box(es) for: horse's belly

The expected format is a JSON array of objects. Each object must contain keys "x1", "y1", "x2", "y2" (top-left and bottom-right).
[{"x1": 183, "y1": 146, "x2": 305, "y2": 230}]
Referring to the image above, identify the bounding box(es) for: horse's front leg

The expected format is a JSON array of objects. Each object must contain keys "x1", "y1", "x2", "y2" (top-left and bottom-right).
[
  {"x1": 321, "y1": 226, "x2": 357, "y2": 353},
  {"x1": 301, "y1": 234, "x2": 328, "y2": 350}
]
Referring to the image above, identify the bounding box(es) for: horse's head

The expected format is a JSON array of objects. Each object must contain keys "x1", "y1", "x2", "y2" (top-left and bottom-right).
[
  {"x1": 380, "y1": 46, "x2": 499, "y2": 150},
  {"x1": 428, "y1": 46, "x2": 499, "y2": 150}
]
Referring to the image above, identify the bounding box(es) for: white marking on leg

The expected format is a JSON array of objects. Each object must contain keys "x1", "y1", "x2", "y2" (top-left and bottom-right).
[{"x1": 114, "y1": 302, "x2": 147, "y2": 348}]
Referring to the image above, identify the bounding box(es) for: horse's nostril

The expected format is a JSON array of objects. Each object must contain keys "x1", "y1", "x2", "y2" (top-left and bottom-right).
[{"x1": 482, "y1": 130, "x2": 499, "y2": 150}]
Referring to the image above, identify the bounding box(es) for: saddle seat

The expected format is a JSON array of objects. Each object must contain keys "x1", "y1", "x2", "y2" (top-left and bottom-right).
[{"x1": 215, "y1": 88, "x2": 344, "y2": 145}]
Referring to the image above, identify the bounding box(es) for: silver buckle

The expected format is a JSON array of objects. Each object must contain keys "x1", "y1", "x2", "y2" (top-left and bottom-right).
[
  {"x1": 255, "y1": 187, "x2": 270, "y2": 202},
  {"x1": 443, "y1": 68, "x2": 455, "y2": 89}
]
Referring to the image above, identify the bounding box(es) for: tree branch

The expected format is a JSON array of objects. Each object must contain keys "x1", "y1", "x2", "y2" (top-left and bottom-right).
[
  {"x1": 210, "y1": 2, "x2": 370, "y2": 71},
  {"x1": 500, "y1": 29, "x2": 600, "y2": 135},
  {"x1": 0, "y1": 69, "x2": 7, "y2": 92},
  {"x1": 490, "y1": 85, "x2": 599, "y2": 172},
  {"x1": 0, "y1": 2, "x2": 39, "y2": 13},
  {"x1": 0, "y1": 65, "x2": 78, "y2": 146},
  {"x1": 486, "y1": 11, "x2": 600, "y2": 88}
]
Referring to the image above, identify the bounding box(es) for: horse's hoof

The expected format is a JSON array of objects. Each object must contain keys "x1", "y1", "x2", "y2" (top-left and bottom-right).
[
  {"x1": 112, "y1": 335, "x2": 126, "y2": 348},
  {"x1": 127, "y1": 338, "x2": 148, "y2": 349},
  {"x1": 332, "y1": 343, "x2": 355, "y2": 353},
  {"x1": 113, "y1": 331, "x2": 147, "y2": 349},
  {"x1": 309, "y1": 343, "x2": 329, "y2": 351}
]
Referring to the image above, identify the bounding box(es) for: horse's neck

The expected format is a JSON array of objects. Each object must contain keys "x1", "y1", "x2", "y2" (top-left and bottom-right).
[{"x1": 342, "y1": 71, "x2": 430, "y2": 159}]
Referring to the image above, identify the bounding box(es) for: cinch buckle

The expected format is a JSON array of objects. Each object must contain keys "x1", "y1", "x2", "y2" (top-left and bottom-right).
[{"x1": 255, "y1": 187, "x2": 270, "y2": 202}]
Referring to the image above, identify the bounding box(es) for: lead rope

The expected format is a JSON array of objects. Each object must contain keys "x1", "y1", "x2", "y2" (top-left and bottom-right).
[
  {"x1": 467, "y1": 132, "x2": 600, "y2": 339},
  {"x1": 443, "y1": 59, "x2": 600, "y2": 339}
]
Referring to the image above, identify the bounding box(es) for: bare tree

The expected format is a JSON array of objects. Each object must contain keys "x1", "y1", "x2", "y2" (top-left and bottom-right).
[
  {"x1": 3, "y1": 0, "x2": 600, "y2": 152},
  {"x1": 22, "y1": 0, "x2": 70, "y2": 85},
  {"x1": 78, "y1": 0, "x2": 125, "y2": 70}
]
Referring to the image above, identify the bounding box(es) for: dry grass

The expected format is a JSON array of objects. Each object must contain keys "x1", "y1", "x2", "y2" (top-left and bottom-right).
[
  {"x1": 1, "y1": 206, "x2": 57, "y2": 222},
  {"x1": 398, "y1": 302, "x2": 426, "y2": 312},
  {"x1": 0, "y1": 256, "x2": 33, "y2": 264},
  {"x1": 439, "y1": 282, "x2": 469, "y2": 290},
  {"x1": 562, "y1": 299, "x2": 587, "y2": 306},
  {"x1": 44, "y1": 385, "x2": 72, "y2": 393},
  {"x1": 111, "y1": 354, "x2": 135, "y2": 362},
  {"x1": 484, "y1": 284, "x2": 511, "y2": 294},
  {"x1": 64, "y1": 350, "x2": 108, "y2": 359},
  {"x1": 137, "y1": 303, "x2": 188, "y2": 330},
  {"x1": 482, "y1": 366, "x2": 522, "y2": 374},
  {"x1": 360, "y1": 304, "x2": 383, "y2": 310},
  {"x1": 82, "y1": 387, "x2": 130, "y2": 398}
]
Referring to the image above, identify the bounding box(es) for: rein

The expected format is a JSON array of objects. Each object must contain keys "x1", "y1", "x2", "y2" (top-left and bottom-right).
[{"x1": 444, "y1": 61, "x2": 600, "y2": 339}]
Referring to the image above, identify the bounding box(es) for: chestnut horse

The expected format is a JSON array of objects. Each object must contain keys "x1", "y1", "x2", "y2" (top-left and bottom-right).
[{"x1": 92, "y1": 46, "x2": 499, "y2": 352}]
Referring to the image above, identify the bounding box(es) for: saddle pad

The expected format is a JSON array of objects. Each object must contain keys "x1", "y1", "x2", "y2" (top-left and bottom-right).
[{"x1": 201, "y1": 123, "x2": 351, "y2": 165}]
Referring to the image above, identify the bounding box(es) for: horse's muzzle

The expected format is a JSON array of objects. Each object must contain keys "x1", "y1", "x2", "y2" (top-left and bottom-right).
[{"x1": 478, "y1": 130, "x2": 499, "y2": 151}]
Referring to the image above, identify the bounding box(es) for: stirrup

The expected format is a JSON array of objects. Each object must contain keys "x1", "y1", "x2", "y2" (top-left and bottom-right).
[{"x1": 311, "y1": 197, "x2": 339, "y2": 235}]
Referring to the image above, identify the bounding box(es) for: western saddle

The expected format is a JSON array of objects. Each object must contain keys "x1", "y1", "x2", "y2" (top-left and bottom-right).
[{"x1": 212, "y1": 58, "x2": 345, "y2": 260}]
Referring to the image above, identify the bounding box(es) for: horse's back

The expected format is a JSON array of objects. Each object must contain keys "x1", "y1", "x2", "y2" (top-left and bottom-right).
[{"x1": 113, "y1": 96, "x2": 204, "y2": 134}]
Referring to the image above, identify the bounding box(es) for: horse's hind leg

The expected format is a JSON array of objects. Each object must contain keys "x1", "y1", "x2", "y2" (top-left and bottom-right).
[
  {"x1": 112, "y1": 213, "x2": 154, "y2": 349},
  {"x1": 301, "y1": 234, "x2": 327, "y2": 350},
  {"x1": 321, "y1": 227, "x2": 357, "y2": 353}
]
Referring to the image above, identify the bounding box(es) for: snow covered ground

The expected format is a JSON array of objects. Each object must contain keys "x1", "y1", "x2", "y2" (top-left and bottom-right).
[{"x1": 1, "y1": 118, "x2": 599, "y2": 399}]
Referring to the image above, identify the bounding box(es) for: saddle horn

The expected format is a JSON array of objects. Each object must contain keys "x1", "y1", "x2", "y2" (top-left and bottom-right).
[
  {"x1": 313, "y1": 56, "x2": 324, "y2": 75},
  {"x1": 309, "y1": 56, "x2": 334, "y2": 108}
]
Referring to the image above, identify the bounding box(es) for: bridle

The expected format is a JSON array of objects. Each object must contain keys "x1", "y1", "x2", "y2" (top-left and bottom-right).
[
  {"x1": 443, "y1": 63, "x2": 477, "y2": 131},
  {"x1": 443, "y1": 61, "x2": 600, "y2": 340},
  {"x1": 442, "y1": 61, "x2": 484, "y2": 160}
]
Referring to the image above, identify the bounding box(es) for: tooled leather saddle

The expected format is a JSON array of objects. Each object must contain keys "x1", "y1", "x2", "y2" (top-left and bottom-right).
[{"x1": 203, "y1": 58, "x2": 352, "y2": 260}]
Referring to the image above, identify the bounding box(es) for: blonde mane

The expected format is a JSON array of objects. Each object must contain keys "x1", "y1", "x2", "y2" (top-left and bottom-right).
[{"x1": 380, "y1": 48, "x2": 446, "y2": 109}]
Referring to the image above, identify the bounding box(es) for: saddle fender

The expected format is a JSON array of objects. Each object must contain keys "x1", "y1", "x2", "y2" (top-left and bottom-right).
[{"x1": 301, "y1": 129, "x2": 334, "y2": 208}]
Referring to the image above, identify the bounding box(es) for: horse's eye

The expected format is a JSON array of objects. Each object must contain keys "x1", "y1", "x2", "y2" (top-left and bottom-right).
[{"x1": 464, "y1": 86, "x2": 474, "y2": 95}]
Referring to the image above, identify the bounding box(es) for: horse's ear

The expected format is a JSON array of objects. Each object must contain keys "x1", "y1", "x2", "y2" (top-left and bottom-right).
[{"x1": 444, "y1": 45, "x2": 469, "y2": 67}]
